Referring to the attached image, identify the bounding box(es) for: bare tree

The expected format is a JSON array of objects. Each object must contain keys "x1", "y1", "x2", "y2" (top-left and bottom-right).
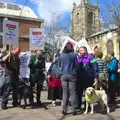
[
  {"x1": 101, "y1": 0, "x2": 120, "y2": 31},
  {"x1": 45, "y1": 12, "x2": 69, "y2": 57}
]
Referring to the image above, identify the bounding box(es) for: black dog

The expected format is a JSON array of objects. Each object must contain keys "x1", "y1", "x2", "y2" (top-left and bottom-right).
[{"x1": 19, "y1": 79, "x2": 34, "y2": 109}]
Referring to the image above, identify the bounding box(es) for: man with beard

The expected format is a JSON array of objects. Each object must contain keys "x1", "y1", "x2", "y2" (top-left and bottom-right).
[{"x1": 76, "y1": 46, "x2": 99, "y2": 110}]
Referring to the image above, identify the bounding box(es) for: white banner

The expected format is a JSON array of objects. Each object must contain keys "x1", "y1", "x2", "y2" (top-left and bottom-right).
[
  {"x1": 20, "y1": 52, "x2": 31, "y2": 78},
  {"x1": 29, "y1": 28, "x2": 44, "y2": 50},
  {"x1": 60, "y1": 36, "x2": 77, "y2": 53},
  {"x1": 3, "y1": 20, "x2": 19, "y2": 45},
  {"x1": 60, "y1": 37, "x2": 92, "y2": 53},
  {"x1": 75, "y1": 38, "x2": 92, "y2": 53}
]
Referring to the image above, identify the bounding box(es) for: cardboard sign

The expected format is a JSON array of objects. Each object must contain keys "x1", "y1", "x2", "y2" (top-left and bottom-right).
[
  {"x1": 3, "y1": 20, "x2": 19, "y2": 45},
  {"x1": 29, "y1": 28, "x2": 44, "y2": 50}
]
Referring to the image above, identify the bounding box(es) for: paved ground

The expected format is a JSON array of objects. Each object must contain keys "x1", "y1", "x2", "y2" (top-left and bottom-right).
[
  {"x1": 0, "y1": 83, "x2": 120, "y2": 120},
  {"x1": 0, "y1": 91, "x2": 120, "y2": 120}
]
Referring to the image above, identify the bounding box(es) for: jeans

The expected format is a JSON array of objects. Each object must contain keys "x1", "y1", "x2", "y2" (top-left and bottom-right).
[
  {"x1": 1, "y1": 75, "x2": 12, "y2": 107},
  {"x1": 0, "y1": 71, "x2": 5, "y2": 96},
  {"x1": 1, "y1": 75, "x2": 19, "y2": 108},
  {"x1": 61, "y1": 75, "x2": 77, "y2": 113}
]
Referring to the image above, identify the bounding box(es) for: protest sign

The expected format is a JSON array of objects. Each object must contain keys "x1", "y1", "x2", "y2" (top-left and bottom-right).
[
  {"x1": 29, "y1": 28, "x2": 44, "y2": 50},
  {"x1": 3, "y1": 20, "x2": 19, "y2": 45},
  {"x1": 20, "y1": 52, "x2": 31, "y2": 78}
]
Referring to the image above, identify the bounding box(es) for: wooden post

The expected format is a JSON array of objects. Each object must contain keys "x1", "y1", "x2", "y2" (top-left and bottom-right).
[{"x1": 8, "y1": 45, "x2": 11, "y2": 62}]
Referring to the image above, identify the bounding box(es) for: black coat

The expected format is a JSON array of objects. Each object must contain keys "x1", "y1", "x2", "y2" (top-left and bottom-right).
[{"x1": 29, "y1": 55, "x2": 45, "y2": 83}]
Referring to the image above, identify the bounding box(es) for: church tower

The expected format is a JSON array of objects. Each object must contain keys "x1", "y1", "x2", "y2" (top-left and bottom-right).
[{"x1": 70, "y1": 0, "x2": 100, "y2": 41}]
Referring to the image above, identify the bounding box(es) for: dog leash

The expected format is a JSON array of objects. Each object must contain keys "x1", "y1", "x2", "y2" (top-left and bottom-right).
[{"x1": 92, "y1": 80, "x2": 98, "y2": 87}]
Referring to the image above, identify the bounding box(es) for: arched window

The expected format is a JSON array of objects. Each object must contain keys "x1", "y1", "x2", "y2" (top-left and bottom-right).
[
  {"x1": 88, "y1": 12, "x2": 93, "y2": 24},
  {"x1": 107, "y1": 40, "x2": 114, "y2": 54},
  {"x1": 76, "y1": 13, "x2": 80, "y2": 24}
]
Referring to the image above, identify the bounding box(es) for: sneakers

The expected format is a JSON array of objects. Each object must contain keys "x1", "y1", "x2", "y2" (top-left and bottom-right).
[{"x1": 52, "y1": 101, "x2": 56, "y2": 106}]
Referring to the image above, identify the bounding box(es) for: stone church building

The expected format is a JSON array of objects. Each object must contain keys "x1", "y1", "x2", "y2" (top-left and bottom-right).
[{"x1": 70, "y1": 0, "x2": 120, "y2": 59}]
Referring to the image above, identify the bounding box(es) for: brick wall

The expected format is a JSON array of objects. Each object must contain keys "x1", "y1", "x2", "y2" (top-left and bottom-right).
[
  {"x1": 19, "y1": 20, "x2": 41, "y2": 52},
  {"x1": 19, "y1": 38, "x2": 29, "y2": 52},
  {"x1": 9, "y1": 18, "x2": 42, "y2": 52},
  {"x1": 19, "y1": 20, "x2": 41, "y2": 38}
]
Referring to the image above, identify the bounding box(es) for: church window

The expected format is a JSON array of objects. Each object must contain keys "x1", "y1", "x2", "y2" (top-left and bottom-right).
[
  {"x1": 107, "y1": 40, "x2": 114, "y2": 54},
  {"x1": 76, "y1": 13, "x2": 80, "y2": 24},
  {"x1": 88, "y1": 12, "x2": 93, "y2": 24}
]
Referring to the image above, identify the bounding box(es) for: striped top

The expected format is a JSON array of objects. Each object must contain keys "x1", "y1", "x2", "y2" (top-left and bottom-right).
[{"x1": 96, "y1": 58, "x2": 107, "y2": 75}]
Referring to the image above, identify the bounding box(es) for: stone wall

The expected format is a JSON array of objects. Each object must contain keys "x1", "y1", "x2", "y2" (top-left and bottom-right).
[{"x1": 87, "y1": 30, "x2": 120, "y2": 59}]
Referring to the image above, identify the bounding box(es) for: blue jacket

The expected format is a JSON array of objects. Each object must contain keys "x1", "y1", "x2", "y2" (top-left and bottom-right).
[
  {"x1": 59, "y1": 52, "x2": 78, "y2": 76},
  {"x1": 77, "y1": 53, "x2": 99, "y2": 79},
  {"x1": 47, "y1": 60, "x2": 60, "y2": 78},
  {"x1": 108, "y1": 57, "x2": 118, "y2": 81}
]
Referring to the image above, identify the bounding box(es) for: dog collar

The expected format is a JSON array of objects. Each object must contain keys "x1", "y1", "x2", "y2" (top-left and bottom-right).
[{"x1": 85, "y1": 95, "x2": 94, "y2": 103}]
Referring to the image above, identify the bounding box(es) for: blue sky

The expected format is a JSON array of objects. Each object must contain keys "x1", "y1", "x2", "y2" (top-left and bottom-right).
[{"x1": 0, "y1": 0, "x2": 118, "y2": 26}]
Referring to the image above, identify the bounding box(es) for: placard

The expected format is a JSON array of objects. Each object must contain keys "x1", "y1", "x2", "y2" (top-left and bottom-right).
[
  {"x1": 3, "y1": 20, "x2": 19, "y2": 45},
  {"x1": 29, "y1": 28, "x2": 44, "y2": 50}
]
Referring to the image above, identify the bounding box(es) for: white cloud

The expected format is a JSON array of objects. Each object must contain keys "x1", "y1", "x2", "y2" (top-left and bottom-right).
[{"x1": 30, "y1": 0, "x2": 81, "y2": 22}]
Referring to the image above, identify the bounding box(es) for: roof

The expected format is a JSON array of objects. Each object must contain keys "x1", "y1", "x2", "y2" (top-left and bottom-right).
[
  {"x1": 0, "y1": 2, "x2": 42, "y2": 20},
  {"x1": 0, "y1": 13, "x2": 44, "y2": 23},
  {"x1": 88, "y1": 28, "x2": 118, "y2": 38}
]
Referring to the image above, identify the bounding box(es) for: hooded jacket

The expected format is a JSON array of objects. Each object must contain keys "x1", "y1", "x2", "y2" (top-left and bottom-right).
[{"x1": 108, "y1": 57, "x2": 118, "y2": 81}]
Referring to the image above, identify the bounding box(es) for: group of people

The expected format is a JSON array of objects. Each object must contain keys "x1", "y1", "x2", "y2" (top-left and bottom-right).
[
  {"x1": 0, "y1": 43, "x2": 119, "y2": 116},
  {"x1": 47, "y1": 43, "x2": 119, "y2": 116},
  {"x1": 0, "y1": 47, "x2": 46, "y2": 109}
]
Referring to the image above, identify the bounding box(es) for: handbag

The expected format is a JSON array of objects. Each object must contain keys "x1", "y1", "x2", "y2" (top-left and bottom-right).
[{"x1": 99, "y1": 73, "x2": 106, "y2": 81}]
